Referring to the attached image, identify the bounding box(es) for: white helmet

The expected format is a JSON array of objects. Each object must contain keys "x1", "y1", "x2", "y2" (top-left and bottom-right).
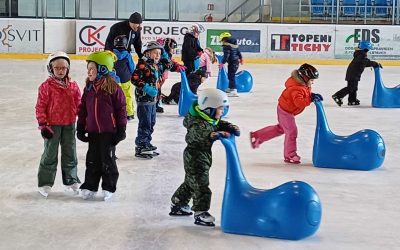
[
  {"x1": 188, "y1": 23, "x2": 205, "y2": 35},
  {"x1": 198, "y1": 88, "x2": 229, "y2": 110},
  {"x1": 47, "y1": 51, "x2": 70, "y2": 76}
]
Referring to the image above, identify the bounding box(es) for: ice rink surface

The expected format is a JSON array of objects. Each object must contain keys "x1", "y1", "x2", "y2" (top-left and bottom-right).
[{"x1": 0, "y1": 59, "x2": 399, "y2": 250}]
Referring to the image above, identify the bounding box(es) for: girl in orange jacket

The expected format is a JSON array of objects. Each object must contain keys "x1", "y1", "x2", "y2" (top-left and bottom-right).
[{"x1": 249, "y1": 64, "x2": 321, "y2": 164}]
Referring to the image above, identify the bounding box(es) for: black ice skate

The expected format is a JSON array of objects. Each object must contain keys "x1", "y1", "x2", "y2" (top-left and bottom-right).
[
  {"x1": 169, "y1": 204, "x2": 193, "y2": 216},
  {"x1": 135, "y1": 146, "x2": 154, "y2": 159},
  {"x1": 348, "y1": 99, "x2": 360, "y2": 106},
  {"x1": 332, "y1": 95, "x2": 343, "y2": 107},
  {"x1": 194, "y1": 211, "x2": 215, "y2": 227}
]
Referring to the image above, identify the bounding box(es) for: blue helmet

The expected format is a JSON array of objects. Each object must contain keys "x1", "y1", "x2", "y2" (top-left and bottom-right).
[{"x1": 358, "y1": 40, "x2": 373, "y2": 51}]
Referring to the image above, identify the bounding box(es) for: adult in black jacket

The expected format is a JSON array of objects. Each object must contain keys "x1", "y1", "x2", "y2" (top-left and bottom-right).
[
  {"x1": 332, "y1": 40, "x2": 381, "y2": 106},
  {"x1": 181, "y1": 24, "x2": 204, "y2": 74},
  {"x1": 105, "y1": 12, "x2": 143, "y2": 59}
]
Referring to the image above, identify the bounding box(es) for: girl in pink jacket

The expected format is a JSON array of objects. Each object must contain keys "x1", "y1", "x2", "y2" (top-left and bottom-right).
[{"x1": 199, "y1": 47, "x2": 216, "y2": 78}]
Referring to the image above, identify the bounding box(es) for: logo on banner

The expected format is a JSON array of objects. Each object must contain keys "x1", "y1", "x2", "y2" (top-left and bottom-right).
[
  {"x1": 0, "y1": 24, "x2": 41, "y2": 47},
  {"x1": 345, "y1": 29, "x2": 380, "y2": 44},
  {"x1": 271, "y1": 34, "x2": 291, "y2": 51},
  {"x1": 271, "y1": 33, "x2": 332, "y2": 52},
  {"x1": 79, "y1": 25, "x2": 106, "y2": 46},
  {"x1": 206, "y1": 29, "x2": 260, "y2": 53}
]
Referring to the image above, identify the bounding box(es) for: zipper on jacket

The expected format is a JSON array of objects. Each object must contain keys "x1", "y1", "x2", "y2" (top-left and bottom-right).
[
  {"x1": 111, "y1": 113, "x2": 116, "y2": 128},
  {"x1": 94, "y1": 96, "x2": 101, "y2": 133}
]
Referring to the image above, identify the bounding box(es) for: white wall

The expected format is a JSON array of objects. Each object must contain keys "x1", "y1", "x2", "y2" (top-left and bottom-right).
[{"x1": 44, "y1": 19, "x2": 75, "y2": 53}]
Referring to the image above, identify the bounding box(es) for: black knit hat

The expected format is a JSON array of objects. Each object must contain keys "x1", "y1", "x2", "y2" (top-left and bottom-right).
[{"x1": 129, "y1": 12, "x2": 142, "y2": 24}]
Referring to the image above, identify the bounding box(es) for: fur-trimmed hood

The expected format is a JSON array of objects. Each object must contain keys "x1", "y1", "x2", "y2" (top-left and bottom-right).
[{"x1": 290, "y1": 70, "x2": 307, "y2": 85}]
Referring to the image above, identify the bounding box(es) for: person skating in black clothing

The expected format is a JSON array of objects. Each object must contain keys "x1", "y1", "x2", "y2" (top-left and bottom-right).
[
  {"x1": 105, "y1": 12, "x2": 143, "y2": 59},
  {"x1": 332, "y1": 40, "x2": 381, "y2": 106},
  {"x1": 162, "y1": 69, "x2": 206, "y2": 105},
  {"x1": 181, "y1": 23, "x2": 204, "y2": 74}
]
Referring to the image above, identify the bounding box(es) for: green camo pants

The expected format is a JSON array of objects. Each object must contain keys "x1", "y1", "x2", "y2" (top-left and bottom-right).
[
  {"x1": 171, "y1": 148, "x2": 212, "y2": 212},
  {"x1": 38, "y1": 124, "x2": 80, "y2": 187}
]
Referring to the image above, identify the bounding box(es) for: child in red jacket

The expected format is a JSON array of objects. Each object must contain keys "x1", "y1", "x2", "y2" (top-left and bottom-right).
[
  {"x1": 35, "y1": 51, "x2": 81, "y2": 198},
  {"x1": 249, "y1": 64, "x2": 322, "y2": 164}
]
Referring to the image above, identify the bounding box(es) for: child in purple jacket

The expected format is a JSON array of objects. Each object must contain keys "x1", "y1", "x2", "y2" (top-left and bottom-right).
[{"x1": 77, "y1": 51, "x2": 127, "y2": 201}]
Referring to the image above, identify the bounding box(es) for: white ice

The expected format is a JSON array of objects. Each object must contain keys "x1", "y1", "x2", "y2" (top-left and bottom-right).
[{"x1": 0, "y1": 59, "x2": 399, "y2": 250}]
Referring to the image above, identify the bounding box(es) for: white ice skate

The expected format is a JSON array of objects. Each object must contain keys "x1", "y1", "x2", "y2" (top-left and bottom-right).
[
  {"x1": 194, "y1": 211, "x2": 215, "y2": 227},
  {"x1": 103, "y1": 190, "x2": 113, "y2": 202},
  {"x1": 227, "y1": 89, "x2": 239, "y2": 97},
  {"x1": 81, "y1": 189, "x2": 96, "y2": 200},
  {"x1": 38, "y1": 185, "x2": 52, "y2": 198},
  {"x1": 64, "y1": 183, "x2": 80, "y2": 195}
]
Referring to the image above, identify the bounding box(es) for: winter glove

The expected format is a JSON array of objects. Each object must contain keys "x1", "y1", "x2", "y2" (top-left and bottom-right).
[
  {"x1": 239, "y1": 58, "x2": 244, "y2": 65},
  {"x1": 112, "y1": 126, "x2": 126, "y2": 146},
  {"x1": 76, "y1": 123, "x2": 89, "y2": 143},
  {"x1": 377, "y1": 63, "x2": 383, "y2": 69},
  {"x1": 311, "y1": 93, "x2": 323, "y2": 102},
  {"x1": 197, "y1": 51, "x2": 203, "y2": 57},
  {"x1": 210, "y1": 131, "x2": 231, "y2": 141},
  {"x1": 143, "y1": 83, "x2": 158, "y2": 97},
  {"x1": 175, "y1": 64, "x2": 186, "y2": 73},
  {"x1": 38, "y1": 123, "x2": 54, "y2": 139},
  {"x1": 228, "y1": 125, "x2": 241, "y2": 137},
  {"x1": 218, "y1": 63, "x2": 224, "y2": 69}
]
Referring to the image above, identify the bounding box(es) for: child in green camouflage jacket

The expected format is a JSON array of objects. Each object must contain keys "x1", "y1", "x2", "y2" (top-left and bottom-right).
[{"x1": 169, "y1": 88, "x2": 240, "y2": 227}]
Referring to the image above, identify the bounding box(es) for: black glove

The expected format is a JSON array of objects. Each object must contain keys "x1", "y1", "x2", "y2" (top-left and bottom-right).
[
  {"x1": 311, "y1": 93, "x2": 323, "y2": 102},
  {"x1": 112, "y1": 126, "x2": 126, "y2": 146},
  {"x1": 228, "y1": 124, "x2": 241, "y2": 136},
  {"x1": 210, "y1": 131, "x2": 231, "y2": 141},
  {"x1": 373, "y1": 62, "x2": 383, "y2": 69},
  {"x1": 76, "y1": 123, "x2": 89, "y2": 143},
  {"x1": 39, "y1": 123, "x2": 54, "y2": 139}
]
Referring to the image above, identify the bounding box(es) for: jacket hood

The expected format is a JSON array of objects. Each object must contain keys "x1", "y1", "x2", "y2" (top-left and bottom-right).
[
  {"x1": 113, "y1": 49, "x2": 130, "y2": 60},
  {"x1": 222, "y1": 38, "x2": 239, "y2": 48},
  {"x1": 288, "y1": 70, "x2": 307, "y2": 87}
]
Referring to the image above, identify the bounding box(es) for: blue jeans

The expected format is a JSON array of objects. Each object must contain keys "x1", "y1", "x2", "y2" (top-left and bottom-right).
[{"x1": 135, "y1": 102, "x2": 156, "y2": 147}]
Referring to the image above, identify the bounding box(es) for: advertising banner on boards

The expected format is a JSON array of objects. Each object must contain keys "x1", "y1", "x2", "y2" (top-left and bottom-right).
[
  {"x1": 334, "y1": 25, "x2": 400, "y2": 60},
  {"x1": 206, "y1": 29, "x2": 261, "y2": 53},
  {"x1": 267, "y1": 24, "x2": 335, "y2": 59},
  {"x1": 76, "y1": 20, "x2": 193, "y2": 55},
  {"x1": 0, "y1": 19, "x2": 43, "y2": 53}
]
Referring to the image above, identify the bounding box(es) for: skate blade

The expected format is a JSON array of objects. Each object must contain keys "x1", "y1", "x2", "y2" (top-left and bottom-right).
[
  {"x1": 194, "y1": 220, "x2": 215, "y2": 227},
  {"x1": 135, "y1": 153, "x2": 153, "y2": 159},
  {"x1": 169, "y1": 211, "x2": 193, "y2": 216}
]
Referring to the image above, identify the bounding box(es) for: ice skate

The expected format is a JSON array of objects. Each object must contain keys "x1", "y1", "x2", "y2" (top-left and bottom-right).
[
  {"x1": 103, "y1": 190, "x2": 113, "y2": 202},
  {"x1": 135, "y1": 146, "x2": 154, "y2": 159},
  {"x1": 194, "y1": 211, "x2": 215, "y2": 227},
  {"x1": 156, "y1": 106, "x2": 164, "y2": 113},
  {"x1": 284, "y1": 155, "x2": 301, "y2": 164},
  {"x1": 127, "y1": 115, "x2": 135, "y2": 122},
  {"x1": 81, "y1": 189, "x2": 96, "y2": 200},
  {"x1": 348, "y1": 99, "x2": 360, "y2": 106},
  {"x1": 169, "y1": 204, "x2": 193, "y2": 216},
  {"x1": 38, "y1": 185, "x2": 51, "y2": 198},
  {"x1": 227, "y1": 89, "x2": 239, "y2": 97},
  {"x1": 65, "y1": 183, "x2": 80, "y2": 195},
  {"x1": 332, "y1": 95, "x2": 343, "y2": 107}
]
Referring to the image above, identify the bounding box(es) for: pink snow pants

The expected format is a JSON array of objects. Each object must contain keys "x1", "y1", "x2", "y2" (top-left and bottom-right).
[{"x1": 252, "y1": 105, "x2": 298, "y2": 158}]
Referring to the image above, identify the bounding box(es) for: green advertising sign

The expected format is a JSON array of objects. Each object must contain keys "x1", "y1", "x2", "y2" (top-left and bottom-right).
[{"x1": 206, "y1": 29, "x2": 226, "y2": 52}]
